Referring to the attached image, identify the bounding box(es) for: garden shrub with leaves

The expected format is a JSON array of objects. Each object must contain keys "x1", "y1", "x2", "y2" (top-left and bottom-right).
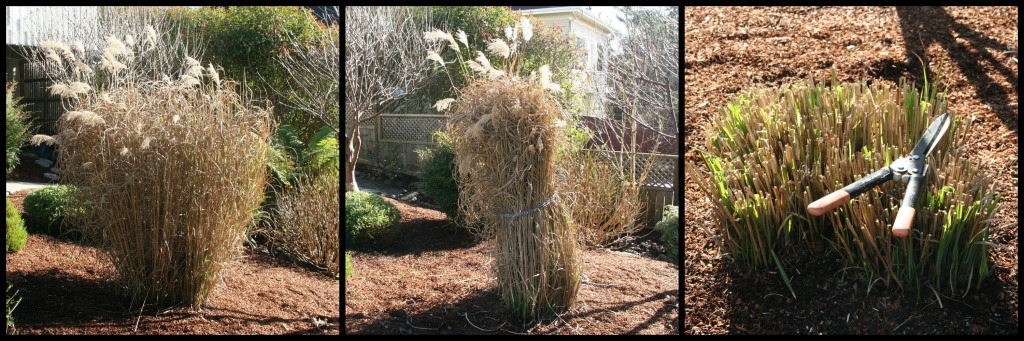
[
  {"x1": 167, "y1": 6, "x2": 332, "y2": 141},
  {"x1": 6, "y1": 82, "x2": 32, "y2": 175},
  {"x1": 688, "y1": 72, "x2": 1001, "y2": 296},
  {"x1": 656, "y1": 205, "x2": 678, "y2": 263},
  {"x1": 270, "y1": 124, "x2": 339, "y2": 186},
  {"x1": 22, "y1": 185, "x2": 84, "y2": 238},
  {"x1": 345, "y1": 191, "x2": 400, "y2": 249},
  {"x1": 6, "y1": 198, "x2": 28, "y2": 253},
  {"x1": 416, "y1": 130, "x2": 463, "y2": 225}
]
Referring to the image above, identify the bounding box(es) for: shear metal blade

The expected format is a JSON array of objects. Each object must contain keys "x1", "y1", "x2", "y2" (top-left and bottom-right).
[{"x1": 908, "y1": 113, "x2": 951, "y2": 158}]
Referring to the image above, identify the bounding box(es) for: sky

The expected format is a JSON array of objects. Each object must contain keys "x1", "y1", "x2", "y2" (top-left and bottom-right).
[
  {"x1": 584, "y1": 6, "x2": 677, "y2": 51},
  {"x1": 587, "y1": 6, "x2": 627, "y2": 36}
]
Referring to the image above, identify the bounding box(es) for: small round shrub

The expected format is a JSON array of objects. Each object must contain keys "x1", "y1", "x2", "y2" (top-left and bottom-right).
[
  {"x1": 6, "y1": 198, "x2": 28, "y2": 253},
  {"x1": 655, "y1": 205, "x2": 678, "y2": 263},
  {"x1": 345, "y1": 191, "x2": 400, "y2": 249},
  {"x1": 22, "y1": 185, "x2": 83, "y2": 237},
  {"x1": 345, "y1": 252, "x2": 353, "y2": 279}
]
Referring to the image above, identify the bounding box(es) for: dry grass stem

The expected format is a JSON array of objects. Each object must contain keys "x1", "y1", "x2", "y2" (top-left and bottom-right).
[{"x1": 60, "y1": 79, "x2": 272, "y2": 308}]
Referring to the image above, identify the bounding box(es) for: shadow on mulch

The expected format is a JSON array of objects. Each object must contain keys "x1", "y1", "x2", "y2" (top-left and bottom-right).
[
  {"x1": 347, "y1": 286, "x2": 506, "y2": 335},
  {"x1": 348, "y1": 198, "x2": 482, "y2": 257},
  {"x1": 6, "y1": 269, "x2": 132, "y2": 330}
]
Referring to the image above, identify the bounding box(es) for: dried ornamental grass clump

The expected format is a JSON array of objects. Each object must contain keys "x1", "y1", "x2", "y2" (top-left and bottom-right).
[
  {"x1": 274, "y1": 173, "x2": 340, "y2": 277},
  {"x1": 451, "y1": 78, "x2": 580, "y2": 320},
  {"x1": 58, "y1": 79, "x2": 272, "y2": 308},
  {"x1": 688, "y1": 73, "x2": 1001, "y2": 296}
]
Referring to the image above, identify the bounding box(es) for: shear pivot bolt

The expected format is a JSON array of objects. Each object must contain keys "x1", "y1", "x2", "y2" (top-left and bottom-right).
[
  {"x1": 911, "y1": 155, "x2": 920, "y2": 160},
  {"x1": 911, "y1": 168, "x2": 919, "y2": 174}
]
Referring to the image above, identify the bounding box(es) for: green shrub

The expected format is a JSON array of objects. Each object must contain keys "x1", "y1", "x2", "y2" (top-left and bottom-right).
[
  {"x1": 689, "y1": 74, "x2": 1000, "y2": 296},
  {"x1": 22, "y1": 185, "x2": 83, "y2": 237},
  {"x1": 270, "y1": 124, "x2": 339, "y2": 186},
  {"x1": 6, "y1": 283, "x2": 22, "y2": 335},
  {"x1": 6, "y1": 82, "x2": 32, "y2": 175},
  {"x1": 416, "y1": 131, "x2": 462, "y2": 225},
  {"x1": 345, "y1": 191, "x2": 400, "y2": 249},
  {"x1": 167, "y1": 6, "x2": 331, "y2": 141},
  {"x1": 655, "y1": 205, "x2": 678, "y2": 263},
  {"x1": 6, "y1": 198, "x2": 28, "y2": 253},
  {"x1": 345, "y1": 252, "x2": 353, "y2": 279}
]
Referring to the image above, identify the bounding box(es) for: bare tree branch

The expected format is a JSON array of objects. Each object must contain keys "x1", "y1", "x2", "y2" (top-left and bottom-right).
[
  {"x1": 344, "y1": 6, "x2": 435, "y2": 192},
  {"x1": 272, "y1": 6, "x2": 340, "y2": 134},
  {"x1": 603, "y1": 6, "x2": 679, "y2": 141}
]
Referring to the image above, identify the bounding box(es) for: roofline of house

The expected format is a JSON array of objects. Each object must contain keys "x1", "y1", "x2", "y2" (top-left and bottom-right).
[{"x1": 515, "y1": 7, "x2": 613, "y2": 35}]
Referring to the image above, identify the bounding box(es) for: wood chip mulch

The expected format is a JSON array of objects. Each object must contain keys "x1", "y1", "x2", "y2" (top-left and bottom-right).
[
  {"x1": 345, "y1": 197, "x2": 680, "y2": 334},
  {"x1": 5, "y1": 190, "x2": 340, "y2": 335},
  {"x1": 685, "y1": 6, "x2": 1017, "y2": 335}
]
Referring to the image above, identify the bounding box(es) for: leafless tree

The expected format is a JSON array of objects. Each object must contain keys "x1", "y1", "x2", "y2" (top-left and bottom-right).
[
  {"x1": 271, "y1": 6, "x2": 340, "y2": 134},
  {"x1": 345, "y1": 6, "x2": 436, "y2": 192},
  {"x1": 602, "y1": 6, "x2": 679, "y2": 142}
]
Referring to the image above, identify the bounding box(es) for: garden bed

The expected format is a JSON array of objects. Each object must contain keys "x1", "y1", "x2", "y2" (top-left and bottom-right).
[
  {"x1": 345, "y1": 196, "x2": 679, "y2": 334},
  {"x1": 685, "y1": 6, "x2": 1017, "y2": 334},
  {"x1": 5, "y1": 190, "x2": 340, "y2": 335}
]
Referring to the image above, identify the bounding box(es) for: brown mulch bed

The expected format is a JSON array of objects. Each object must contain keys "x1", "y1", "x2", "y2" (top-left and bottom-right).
[
  {"x1": 685, "y1": 6, "x2": 1017, "y2": 334},
  {"x1": 345, "y1": 197, "x2": 680, "y2": 335},
  {"x1": 5, "y1": 189, "x2": 340, "y2": 335}
]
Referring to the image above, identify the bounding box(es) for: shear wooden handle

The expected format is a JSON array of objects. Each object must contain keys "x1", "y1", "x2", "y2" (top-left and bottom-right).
[
  {"x1": 891, "y1": 207, "x2": 915, "y2": 238},
  {"x1": 807, "y1": 190, "x2": 851, "y2": 216}
]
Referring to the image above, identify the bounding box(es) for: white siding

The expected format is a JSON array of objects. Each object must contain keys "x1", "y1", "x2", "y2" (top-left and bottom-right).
[{"x1": 6, "y1": 6, "x2": 99, "y2": 47}]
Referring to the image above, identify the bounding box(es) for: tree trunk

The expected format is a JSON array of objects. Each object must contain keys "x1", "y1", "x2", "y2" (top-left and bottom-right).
[{"x1": 345, "y1": 122, "x2": 361, "y2": 192}]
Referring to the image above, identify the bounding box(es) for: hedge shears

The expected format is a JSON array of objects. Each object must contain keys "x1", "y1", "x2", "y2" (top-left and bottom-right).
[{"x1": 807, "y1": 113, "x2": 951, "y2": 238}]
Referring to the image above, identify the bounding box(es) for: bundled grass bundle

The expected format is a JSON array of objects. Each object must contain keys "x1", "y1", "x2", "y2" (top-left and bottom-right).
[
  {"x1": 59, "y1": 80, "x2": 272, "y2": 308},
  {"x1": 450, "y1": 78, "x2": 580, "y2": 320},
  {"x1": 689, "y1": 73, "x2": 1001, "y2": 296}
]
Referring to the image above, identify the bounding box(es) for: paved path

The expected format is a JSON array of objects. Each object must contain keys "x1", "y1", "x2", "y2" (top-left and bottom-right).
[
  {"x1": 353, "y1": 171, "x2": 406, "y2": 197},
  {"x1": 6, "y1": 181, "x2": 56, "y2": 196}
]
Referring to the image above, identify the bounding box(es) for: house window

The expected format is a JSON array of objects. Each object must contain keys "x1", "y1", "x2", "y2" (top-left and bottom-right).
[{"x1": 596, "y1": 45, "x2": 605, "y2": 72}]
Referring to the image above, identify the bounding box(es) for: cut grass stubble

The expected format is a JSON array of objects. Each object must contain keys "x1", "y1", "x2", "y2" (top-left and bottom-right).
[{"x1": 689, "y1": 72, "x2": 1000, "y2": 297}]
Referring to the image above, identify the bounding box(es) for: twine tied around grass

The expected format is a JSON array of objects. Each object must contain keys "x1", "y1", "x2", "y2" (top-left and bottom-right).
[{"x1": 499, "y1": 192, "x2": 556, "y2": 219}]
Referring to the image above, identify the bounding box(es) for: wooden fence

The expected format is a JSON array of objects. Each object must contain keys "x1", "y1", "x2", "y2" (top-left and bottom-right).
[
  {"x1": 7, "y1": 47, "x2": 63, "y2": 134},
  {"x1": 592, "y1": 150, "x2": 678, "y2": 225},
  {"x1": 347, "y1": 112, "x2": 679, "y2": 226}
]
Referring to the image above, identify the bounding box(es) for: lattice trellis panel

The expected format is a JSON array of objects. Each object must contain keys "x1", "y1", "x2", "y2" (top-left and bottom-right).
[
  {"x1": 636, "y1": 154, "x2": 677, "y2": 188},
  {"x1": 595, "y1": 151, "x2": 677, "y2": 188},
  {"x1": 380, "y1": 115, "x2": 445, "y2": 142},
  {"x1": 344, "y1": 111, "x2": 375, "y2": 132}
]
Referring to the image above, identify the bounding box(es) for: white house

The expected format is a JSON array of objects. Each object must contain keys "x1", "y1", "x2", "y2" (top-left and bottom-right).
[{"x1": 513, "y1": 6, "x2": 614, "y2": 118}]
